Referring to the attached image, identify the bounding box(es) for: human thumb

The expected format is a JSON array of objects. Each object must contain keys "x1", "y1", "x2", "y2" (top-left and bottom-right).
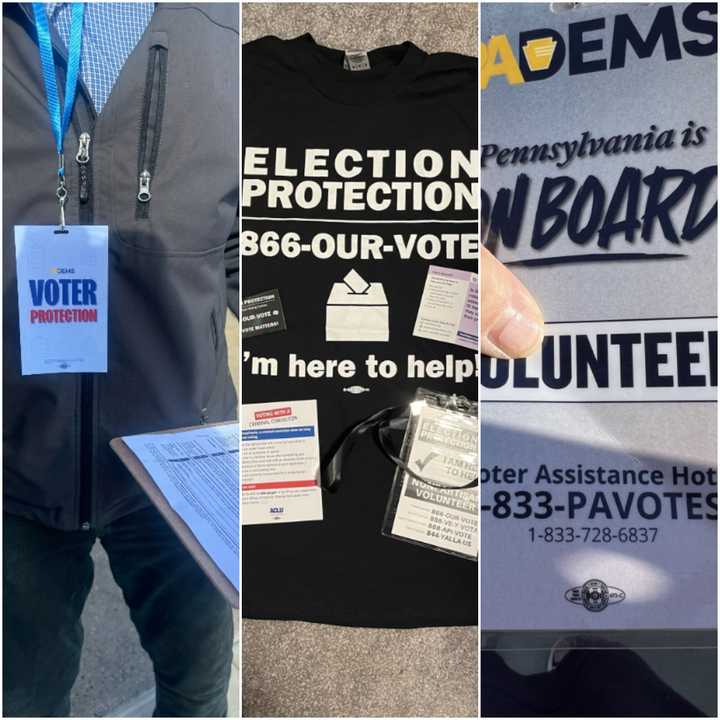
[{"x1": 481, "y1": 245, "x2": 544, "y2": 359}]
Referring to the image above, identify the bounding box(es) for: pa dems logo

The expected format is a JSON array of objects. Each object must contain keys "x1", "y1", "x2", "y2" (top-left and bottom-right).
[
  {"x1": 565, "y1": 579, "x2": 626, "y2": 612},
  {"x1": 481, "y1": 4, "x2": 717, "y2": 90},
  {"x1": 50, "y1": 267, "x2": 75, "y2": 274}
]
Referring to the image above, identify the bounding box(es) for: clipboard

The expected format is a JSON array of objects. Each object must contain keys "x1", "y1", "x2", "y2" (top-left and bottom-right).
[{"x1": 110, "y1": 421, "x2": 239, "y2": 608}]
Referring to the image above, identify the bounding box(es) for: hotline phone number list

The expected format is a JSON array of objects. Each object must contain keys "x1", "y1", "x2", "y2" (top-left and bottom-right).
[
  {"x1": 480, "y1": 489, "x2": 717, "y2": 523},
  {"x1": 527, "y1": 526, "x2": 659, "y2": 544},
  {"x1": 481, "y1": 462, "x2": 717, "y2": 529}
]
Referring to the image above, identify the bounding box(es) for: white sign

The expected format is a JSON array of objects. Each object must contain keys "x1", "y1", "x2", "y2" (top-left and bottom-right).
[{"x1": 481, "y1": 2, "x2": 717, "y2": 631}]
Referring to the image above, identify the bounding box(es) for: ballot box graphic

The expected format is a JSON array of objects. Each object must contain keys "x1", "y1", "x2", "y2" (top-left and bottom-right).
[{"x1": 326, "y1": 269, "x2": 389, "y2": 342}]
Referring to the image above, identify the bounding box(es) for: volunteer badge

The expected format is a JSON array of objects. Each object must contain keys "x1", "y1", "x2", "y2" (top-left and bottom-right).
[{"x1": 15, "y1": 225, "x2": 109, "y2": 375}]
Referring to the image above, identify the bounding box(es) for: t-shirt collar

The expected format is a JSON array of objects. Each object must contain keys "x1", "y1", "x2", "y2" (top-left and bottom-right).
[{"x1": 288, "y1": 34, "x2": 426, "y2": 105}]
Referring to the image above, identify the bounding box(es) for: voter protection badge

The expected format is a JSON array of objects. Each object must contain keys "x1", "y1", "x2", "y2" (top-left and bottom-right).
[{"x1": 14, "y1": 225, "x2": 109, "y2": 375}]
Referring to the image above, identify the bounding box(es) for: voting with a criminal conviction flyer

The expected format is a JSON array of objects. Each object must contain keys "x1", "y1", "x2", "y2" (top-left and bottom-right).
[{"x1": 481, "y1": 3, "x2": 717, "y2": 631}]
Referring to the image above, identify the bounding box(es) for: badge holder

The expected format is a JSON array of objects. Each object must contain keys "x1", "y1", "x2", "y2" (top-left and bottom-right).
[
  {"x1": 381, "y1": 388, "x2": 478, "y2": 561},
  {"x1": 14, "y1": 4, "x2": 109, "y2": 376}
]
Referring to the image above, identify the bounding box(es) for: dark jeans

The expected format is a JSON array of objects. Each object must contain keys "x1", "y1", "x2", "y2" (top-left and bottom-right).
[
  {"x1": 481, "y1": 647, "x2": 706, "y2": 717},
  {"x1": 3, "y1": 507, "x2": 234, "y2": 717}
]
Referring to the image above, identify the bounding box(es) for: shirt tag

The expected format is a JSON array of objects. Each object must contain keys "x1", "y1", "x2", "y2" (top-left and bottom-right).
[
  {"x1": 343, "y1": 50, "x2": 371, "y2": 71},
  {"x1": 242, "y1": 289, "x2": 287, "y2": 338},
  {"x1": 14, "y1": 225, "x2": 109, "y2": 375}
]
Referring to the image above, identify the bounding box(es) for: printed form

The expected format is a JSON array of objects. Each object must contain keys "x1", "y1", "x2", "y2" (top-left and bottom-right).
[{"x1": 122, "y1": 424, "x2": 239, "y2": 591}]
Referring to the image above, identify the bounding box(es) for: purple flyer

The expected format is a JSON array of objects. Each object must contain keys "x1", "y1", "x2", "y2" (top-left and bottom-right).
[{"x1": 413, "y1": 265, "x2": 478, "y2": 350}]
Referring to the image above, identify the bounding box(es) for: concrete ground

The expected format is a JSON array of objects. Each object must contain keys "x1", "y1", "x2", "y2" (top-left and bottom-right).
[
  {"x1": 70, "y1": 545, "x2": 240, "y2": 718},
  {"x1": 70, "y1": 544, "x2": 153, "y2": 717},
  {"x1": 70, "y1": 311, "x2": 240, "y2": 717},
  {"x1": 241, "y1": 4, "x2": 479, "y2": 718}
]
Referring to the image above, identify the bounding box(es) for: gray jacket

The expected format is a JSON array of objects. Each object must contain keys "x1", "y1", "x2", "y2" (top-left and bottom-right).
[{"x1": 3, "y1": 3, "x2": 239, "y2": 530}]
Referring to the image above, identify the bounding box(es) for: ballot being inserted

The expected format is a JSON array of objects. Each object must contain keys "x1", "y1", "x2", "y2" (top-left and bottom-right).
[
  {"x1": 112, "y1": 424, "x2": 239, "y2": 605},
  {"x1": 326, "y1": 268, "x2": 389, "y2": 342}
]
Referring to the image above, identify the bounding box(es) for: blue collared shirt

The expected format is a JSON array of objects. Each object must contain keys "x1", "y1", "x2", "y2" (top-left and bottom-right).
[{"x1": 46, "y1": 2, "x2": 155, "y2": 114}]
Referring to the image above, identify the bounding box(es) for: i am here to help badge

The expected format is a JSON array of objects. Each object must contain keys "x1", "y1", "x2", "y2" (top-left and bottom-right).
[{"x1": 14, "y1": 225, "x2": 109, "y2": 375}]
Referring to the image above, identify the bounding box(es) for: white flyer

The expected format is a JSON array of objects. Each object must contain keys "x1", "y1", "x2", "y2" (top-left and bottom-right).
[
  {"x1": 388, "y1": 403, "x2": 478, "y2": 558},
  {"x1": 413, "y1": 265, "x2": 478, "y2": 350},
  {"x1": 241, "y1": 399, "x2": 324, "y2": 525},
  {"x1": 481, "y1": 3, "x2": 717, "y2": 631}
]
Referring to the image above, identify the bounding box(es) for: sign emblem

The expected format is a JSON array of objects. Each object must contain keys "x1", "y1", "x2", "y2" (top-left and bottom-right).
[{"x1": 565, "y1": 579, "x2": 626, "y2": 612}]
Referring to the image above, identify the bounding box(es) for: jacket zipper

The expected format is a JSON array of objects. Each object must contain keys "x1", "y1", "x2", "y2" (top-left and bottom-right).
[
  {"x1": 136, "y1": 44, "x2": 168, "y2": 218},
  {"x1": 76, "y1": 132, "x2": 92, "y2": 206},
  {"x1": 201, "y1": 310, "x2": 220, "y2": 425},
  {"x1": 22, "y1": 1, "x2": 100, "y2": 532},
  {"x1": 72, "y1": 111, "x2": 97, "y2": 533}
]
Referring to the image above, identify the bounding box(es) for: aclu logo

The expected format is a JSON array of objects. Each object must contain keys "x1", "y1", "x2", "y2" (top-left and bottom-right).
[
  {"x1": 51, "y1": 267, "x2": 75, "y2": 274},
  {"x1": 269, "y1": 507, "x2": 284, "y2": 516},
  {"x1": 565, "y1": 579, "x2": 626, "y2": 612}
]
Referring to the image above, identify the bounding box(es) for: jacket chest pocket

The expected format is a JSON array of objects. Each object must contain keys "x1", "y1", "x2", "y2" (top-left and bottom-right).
[
  {"x1": 135, "y1": 40, "x2": 168, "y2": 219},
  {"x1": 111, "y1": 32, "x2": 238, "y2": 255}
]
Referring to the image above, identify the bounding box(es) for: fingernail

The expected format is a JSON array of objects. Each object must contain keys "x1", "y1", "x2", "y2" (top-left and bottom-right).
[{"x1": 486, "y1": 292, "x2": 544, "y2": 358}]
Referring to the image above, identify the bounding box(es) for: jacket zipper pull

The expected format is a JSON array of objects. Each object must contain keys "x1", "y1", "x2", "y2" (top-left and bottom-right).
[
  {"x1": 76, "y1": 132, "x2": 91, "y2": 204},
  {"x1": 76, "y1": 133, "x2": 91, "y2": 164},
  {"x1": 137, "y1": 170, "x2": 152, "y2": 202}
]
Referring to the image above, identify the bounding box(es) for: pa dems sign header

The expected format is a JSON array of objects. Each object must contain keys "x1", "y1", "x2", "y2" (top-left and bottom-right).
[{"x1": 481, "y1": 3, "x2": 717, "y2": 90}]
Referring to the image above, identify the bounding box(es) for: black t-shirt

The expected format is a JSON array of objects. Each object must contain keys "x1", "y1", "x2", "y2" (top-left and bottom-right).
[{"x1": 242, "y1": 34, "x2": 478, "y2": 627}]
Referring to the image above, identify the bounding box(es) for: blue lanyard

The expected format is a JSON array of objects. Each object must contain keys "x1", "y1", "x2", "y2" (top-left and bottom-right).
[{"x1": 32, "y1": 2, "x2": 85, "y2": 226}]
